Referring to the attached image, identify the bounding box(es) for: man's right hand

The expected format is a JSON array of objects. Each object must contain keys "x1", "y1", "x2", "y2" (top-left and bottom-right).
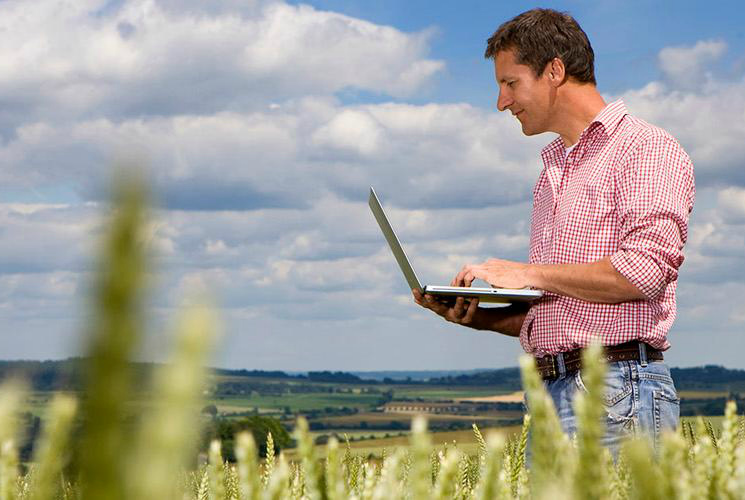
[
  {"x1": 412, "y1": 288, "x2": 481, "y2": 326},
  {"x1": 411, "y1": 269, "x2": 528, "y2": 337}
]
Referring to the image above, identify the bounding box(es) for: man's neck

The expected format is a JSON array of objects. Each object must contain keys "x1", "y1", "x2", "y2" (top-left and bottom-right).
[{"x1": 551, "y1": 84, "x2": 607, "y2": 148}]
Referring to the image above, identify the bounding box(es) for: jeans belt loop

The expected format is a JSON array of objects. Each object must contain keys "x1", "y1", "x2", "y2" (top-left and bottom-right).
[
  {"x1": 638, "y1": 342, "x2": 648, "y2": 367},
  {"x1": 556, "y1": 352, "x2": 567, "y2": 378}
]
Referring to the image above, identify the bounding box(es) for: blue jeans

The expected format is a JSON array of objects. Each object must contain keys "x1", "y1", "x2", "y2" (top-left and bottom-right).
[{"x1": 539, "y1": 360, "x2": 680, "y2": 457}]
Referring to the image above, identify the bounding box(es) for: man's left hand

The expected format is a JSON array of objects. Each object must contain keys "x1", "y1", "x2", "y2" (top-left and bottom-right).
[{"x1": 456, "y1": 258, "x2": 533, "y2": 290}]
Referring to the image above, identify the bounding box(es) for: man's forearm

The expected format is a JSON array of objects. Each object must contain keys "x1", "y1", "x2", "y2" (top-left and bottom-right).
[
  {"x1": 460, "y1": 256, "x2": 647, "y2": 304},
  {"x1": 527, "y1": 256, "x2": 646, "y2": 303},
  {"x1": 469, "y1": 304, "x2": 528, "y2": 337}
]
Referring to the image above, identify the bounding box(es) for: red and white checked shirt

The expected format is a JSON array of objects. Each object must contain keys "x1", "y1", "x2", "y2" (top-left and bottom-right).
[{"x1": 519, "y1": 100, "x2": 695, "y2": 356}]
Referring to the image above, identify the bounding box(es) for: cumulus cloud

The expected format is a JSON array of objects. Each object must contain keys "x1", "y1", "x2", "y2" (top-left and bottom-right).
[
  {"x1": 0, "y1": 0, "x2": 443, "y2": 132},
  {"x1": 658, "y1": 39, "x2": 727, "y2": 89},
  {"x1": 717, "y1": 187, "x2": 745, "y2": 223},
  {"x1": 0, "y1": 203, "x2": 100, "y2": 273},
  {"x1": 0, "y1": 99, "x2": 543, "y2": 211},
  {"x1": 618, "y1": 79, "x2": 745, "y2": 189}
]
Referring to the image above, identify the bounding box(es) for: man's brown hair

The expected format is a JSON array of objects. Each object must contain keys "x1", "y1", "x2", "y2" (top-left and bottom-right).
[{"x1": 484, "y1": 8, "x2": 596, "y2": 85}]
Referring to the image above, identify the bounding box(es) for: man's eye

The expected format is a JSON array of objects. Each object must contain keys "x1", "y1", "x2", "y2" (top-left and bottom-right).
[{"x1": 508, "y1": 81, "x2": 516, "y2": 87}]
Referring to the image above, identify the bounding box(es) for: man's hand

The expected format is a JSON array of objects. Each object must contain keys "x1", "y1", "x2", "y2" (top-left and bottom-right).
[
  {"x1": 412, "y1": 289, "x2": 480, "y2": 326},
  {"x1": 411, "y1": 267, "x2": 527, "y2": 336},
  {"x1": 456, "y1": 258, "x2": 532, "y2": 290}
]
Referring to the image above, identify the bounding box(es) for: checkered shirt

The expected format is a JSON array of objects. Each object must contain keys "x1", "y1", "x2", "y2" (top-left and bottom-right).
[{"x1": 519, "y1": 100, "x2": 695, "y2": 356}]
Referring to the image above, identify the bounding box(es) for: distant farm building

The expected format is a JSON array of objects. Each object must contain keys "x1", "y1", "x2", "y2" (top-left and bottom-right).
[
  {"x1": 382, "y1": 401, "x2": 461, "y2": 414},
  {"x1": 381, "y1": 395, "x2": 524, "y2": 415}
]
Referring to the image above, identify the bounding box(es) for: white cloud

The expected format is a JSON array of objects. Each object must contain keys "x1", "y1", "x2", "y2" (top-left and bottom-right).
[
  {"x1": 0, "y1": 98, "x2": 543, "y2": 212},
  {"x1": 0, "y1": 203, "x2": 99, "y2": 273},
  {"x1": 618, "y1": 77, "x2": 745, "y2": 188},
  {"x1": 0, "y1": 0, "x2": 443, "y2": 131},
  {"x1": 312, "y1": 109, "x2": 385, "y2": 156},
  {"x1": 717, "y1": 187, "x2": 745, "y2": 223},
  {"x1": 658, "y1": 39, "x2": 727, "y2": 89}
]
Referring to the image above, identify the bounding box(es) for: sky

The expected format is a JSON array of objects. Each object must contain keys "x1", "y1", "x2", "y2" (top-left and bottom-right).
[{"x1": 1, "y1": 0, "x2": 744, "y2": 371}]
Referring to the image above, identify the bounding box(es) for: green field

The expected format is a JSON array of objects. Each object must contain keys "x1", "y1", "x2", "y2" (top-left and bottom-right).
[
  {"x1": 285, "y1": 425, "x2": 524, "y2": 460},
  {"x1": 679, "y1": 390, "x2": 730, "y2": 399},
  {"x1": 682, "y1": 415, "x2": 725, "y2": 428},
  {"x1": 208, "y1": 392, "x2": 382, "y2": 413},
  {"x1": 390, "y1": 386, "x2": 512, "y2": 400}
]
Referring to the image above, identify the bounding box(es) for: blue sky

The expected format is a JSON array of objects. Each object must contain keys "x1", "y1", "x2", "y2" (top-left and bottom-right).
[
  {"x1": 297, "y1": 0, "x2": 745, "y2": 106},
  {"x1": 0, "y1": 0, "x2": 744, "y2": 370}
]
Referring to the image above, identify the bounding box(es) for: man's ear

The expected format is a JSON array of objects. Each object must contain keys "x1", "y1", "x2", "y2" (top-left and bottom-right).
[{"x1": 545, "y1": 57, "x2": 566, "y2": 87}]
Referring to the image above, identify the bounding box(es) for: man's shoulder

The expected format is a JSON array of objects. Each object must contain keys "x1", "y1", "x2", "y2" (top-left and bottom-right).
[
  {"x1": 616, "y1": 114, "x2": 678, "y2": 143},
  {"x1": 614, "y1": 113, "x2": 689, "y2": 159}
]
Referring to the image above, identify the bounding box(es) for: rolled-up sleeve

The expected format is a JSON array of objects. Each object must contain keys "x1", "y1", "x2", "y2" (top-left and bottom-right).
[{"x1": 610, "y1": 133, "x2": 695, "y2": 299}]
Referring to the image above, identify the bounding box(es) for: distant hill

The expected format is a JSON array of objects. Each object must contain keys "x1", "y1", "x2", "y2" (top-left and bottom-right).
[
  {"x1": 0, "y1": 358, "x2": 157, "y2": 391},
  {"x1": 671, "y1": 365, "x2": 745, "y2": 390},
  {"x1": 3, "y1": 359, "x2": 745, "y2": 392},
  {"x1": 350, "y1": 369, "x2": 494, "y2": 381}
]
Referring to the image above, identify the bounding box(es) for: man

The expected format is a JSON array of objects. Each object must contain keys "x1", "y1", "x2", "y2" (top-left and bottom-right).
[{"x1": 413, "y1": 8, "x2": 695, "y2": 451}]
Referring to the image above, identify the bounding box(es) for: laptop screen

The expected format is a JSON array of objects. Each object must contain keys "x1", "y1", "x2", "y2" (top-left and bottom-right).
[{"x1": 368, "y1": 187, "x2": 423, "y2": 292}]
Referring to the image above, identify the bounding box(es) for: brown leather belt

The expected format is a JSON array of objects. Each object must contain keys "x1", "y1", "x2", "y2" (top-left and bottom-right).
[{"x1": 535, "y1": 341, "x2": 663, "y2": 380}]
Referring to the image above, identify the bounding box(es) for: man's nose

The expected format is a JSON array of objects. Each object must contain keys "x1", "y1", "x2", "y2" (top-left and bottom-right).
[{"x1": 497, "y1": 88, "x2": 512, "y2": 112}]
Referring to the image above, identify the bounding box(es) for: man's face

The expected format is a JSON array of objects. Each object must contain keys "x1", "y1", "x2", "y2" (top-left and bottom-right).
[{"x1": 494, "y1": 49, "x2": 552, "y2": 136}]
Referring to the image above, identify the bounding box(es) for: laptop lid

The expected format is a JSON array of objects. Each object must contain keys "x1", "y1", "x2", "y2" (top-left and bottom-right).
[
  {"x1": 368, "y1": 187, "x2": 423, "y2": 292},
  {"x1": 368, "y1": 187, "x2": 543, "y2": 304}
]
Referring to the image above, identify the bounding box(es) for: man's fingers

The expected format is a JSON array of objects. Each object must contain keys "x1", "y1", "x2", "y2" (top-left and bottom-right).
[
  {"x1": 423, "y1": 294, "x2": 450, "y2": 315},
  {"x1": 464, "y1": 297, "x2": 480, "y2": 322},
  {"x1": 463, "y1": 270, "x2": 475, "y2": 285},
  {"x1": 454, "y1": 267, "x2": 466, "y2": 286}
]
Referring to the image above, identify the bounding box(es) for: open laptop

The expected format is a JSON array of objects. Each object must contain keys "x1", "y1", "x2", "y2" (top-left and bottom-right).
[{"x1": 369, "y1": 187, "x2": 543, "y2": 304}]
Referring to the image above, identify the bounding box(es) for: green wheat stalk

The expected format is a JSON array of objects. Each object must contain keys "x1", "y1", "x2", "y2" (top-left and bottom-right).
[
  {"x1": 263, "y1": 453, "x2": 290, "y2": 500},
  {"x1": 519, "y1": 354, "x2": 572, "y2": 496},
  {"x1": 409, "y1": 416, "x2": 433, "y2": 499},
  {"x1": 573, "y1": 341, "x2": 609, "y2": 500},
  {"x1": 78, "y1": 175, "x2": 148, "y2": 500},
  {"x1": 293, "y1": 417, "x2": 322, "y2": 500},
  {"x1": 235, "y1": 432, "x2": 261, "y2": 500},
  {"x1": 208, "y1": 440, "x2": 227, "y2": 500},
  {"x1": 371, "y1": 447, "x2": 405, "y2": 500},
  {"x1": 28, "y1": 395, "x2": 77, "y2": 500},
  {"x1": 474, "y1": 432, "x2": 509, "y2": 500},
  {"x1": 0, "y1": 382, "x2": 24, "y2": 500},
  {"x1": 128, "y1": 303, "x2": 217, "y2": 500},
  {"x1": 262, "y1": 432, "x2": 275, "y2": 488}
]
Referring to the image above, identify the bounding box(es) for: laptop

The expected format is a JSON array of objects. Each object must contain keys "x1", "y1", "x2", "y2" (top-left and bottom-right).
[{"x1": 368, "y1": 187, "x2": 543, "y2": 304}]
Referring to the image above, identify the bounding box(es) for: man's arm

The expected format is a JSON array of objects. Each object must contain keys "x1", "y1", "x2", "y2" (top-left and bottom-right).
[
  {"x1": 459, "y1": 134, "x2": 695, "y2": 304},
  {"x1": 412, "y1": 289, "x2": 528, "y2": 336},
  {"x1": 457, "y1": 256, "x2": 646, "y2": 303}
]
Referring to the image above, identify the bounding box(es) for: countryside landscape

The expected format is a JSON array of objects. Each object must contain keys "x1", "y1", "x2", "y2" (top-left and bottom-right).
[
  {"x1": 4, "y1": 358, "x2": 744, "y2": 462},
  {"x1": 0, "y1": 178, "x2": 741, "y2": 498}
]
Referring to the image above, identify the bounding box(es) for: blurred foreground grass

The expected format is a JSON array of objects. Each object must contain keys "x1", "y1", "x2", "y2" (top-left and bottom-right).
[{"x1": 1, "y1": 177, "x2": 745, "y2": 499}]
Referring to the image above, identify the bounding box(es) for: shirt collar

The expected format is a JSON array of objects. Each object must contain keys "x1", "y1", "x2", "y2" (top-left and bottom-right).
[
  {"x1": 540, "y1": 99, "x2": 628, "y2": 162},
  {"x1": 590, "y1": 99, "x2": 627, "y2": 137}
]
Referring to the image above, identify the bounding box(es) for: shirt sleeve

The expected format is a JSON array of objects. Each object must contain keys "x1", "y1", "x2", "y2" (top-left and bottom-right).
[{"x1": 610, "y1": 132, "x2": 695, "y2": 300}]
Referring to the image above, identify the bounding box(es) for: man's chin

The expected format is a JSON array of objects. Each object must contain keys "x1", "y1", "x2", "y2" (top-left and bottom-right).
[
  {"x1": 520, "y1": 123, "x2": 536, "y2": 136},
  {"x1": 520, "y1": 122, "x2": 544, "y2": 137}
]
